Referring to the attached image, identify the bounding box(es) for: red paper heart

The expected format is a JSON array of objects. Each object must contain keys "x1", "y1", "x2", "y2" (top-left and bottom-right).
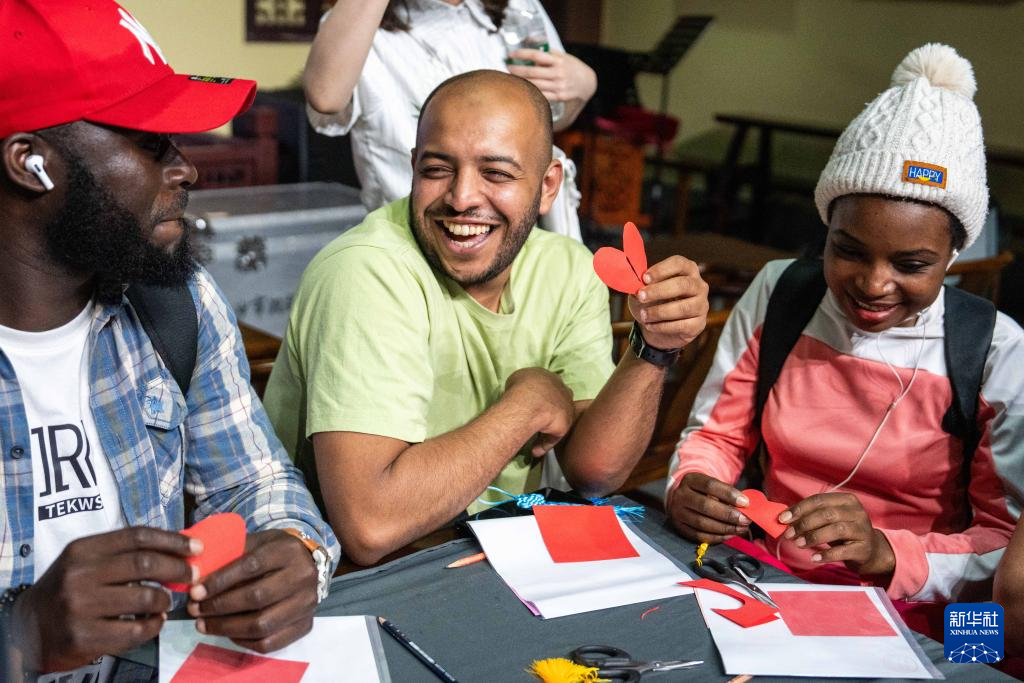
[
  {"x1": 622, "y1": 221, "x2": 647, "y2": 280},
  {"x1": 593, "y1": 222, "x2": 648, "y2": 295},
  {"x1": 740, "y1": 489, "x2": 788, "y2": 539},
  {"x1": 594, "y1": 247, "x2": 643, "y2": 294},
  {"x1": 165, "y1": 512, "x2": 246, "y2": 592}
]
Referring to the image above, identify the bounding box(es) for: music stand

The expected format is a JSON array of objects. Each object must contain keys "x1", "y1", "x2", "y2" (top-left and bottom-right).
[{"x1": 630, "y1": 16, "x2": 713, "y2": 221}]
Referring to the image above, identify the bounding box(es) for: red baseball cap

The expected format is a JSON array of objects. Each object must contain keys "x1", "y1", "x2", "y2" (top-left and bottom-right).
[{"x1": 0, "y1": 0, "x2": 257, "y2": 139}]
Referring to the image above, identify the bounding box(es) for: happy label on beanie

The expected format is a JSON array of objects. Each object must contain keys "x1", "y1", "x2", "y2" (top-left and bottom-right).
[{"x1": 903, "y1": 161, "x2": 947, "y2": 189}]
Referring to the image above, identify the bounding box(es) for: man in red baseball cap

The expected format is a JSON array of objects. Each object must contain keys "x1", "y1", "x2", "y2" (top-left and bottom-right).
[{"x1": 0, "y1": 2, "x2": 338, "y2": 679}]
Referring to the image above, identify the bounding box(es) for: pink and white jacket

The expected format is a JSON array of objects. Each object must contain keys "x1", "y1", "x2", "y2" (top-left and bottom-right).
[{"x1": 668, "y1": 259, "x2": 1024, "y2": 602}]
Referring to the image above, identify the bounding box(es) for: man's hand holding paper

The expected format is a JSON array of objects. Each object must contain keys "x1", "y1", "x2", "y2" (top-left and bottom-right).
[
  {"x1": 187, "y1": 529, "x2": 321, "y2": 653},
  {"x1": 629, "y1": 255, "x2": 709, "y2": 352}
]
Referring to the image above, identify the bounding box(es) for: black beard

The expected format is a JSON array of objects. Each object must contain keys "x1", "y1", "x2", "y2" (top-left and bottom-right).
[
  {"x1": 43, "y1": 150, "x2": 197, "y2": 305},
  {"x1": 409, "y1": 191, "x2": 541, "y2": 288}
]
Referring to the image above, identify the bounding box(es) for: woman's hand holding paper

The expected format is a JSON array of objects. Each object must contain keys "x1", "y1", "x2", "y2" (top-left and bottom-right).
[
  {"x1": 669, "y1": 472, "x2": 751, "y2": 544},
  {"x1": 781, "y1": 492, "x2": 896, "y2": 576}
]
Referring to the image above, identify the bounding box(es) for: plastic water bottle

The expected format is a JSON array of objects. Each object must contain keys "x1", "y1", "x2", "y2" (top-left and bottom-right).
[{"x1": 501, "y1": 7, "x2": 565, "y2": 123}]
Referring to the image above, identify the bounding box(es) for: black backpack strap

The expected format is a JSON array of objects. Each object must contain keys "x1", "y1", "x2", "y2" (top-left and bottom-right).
[
  {"x1": 754, "y1": 259, "x2": 828, "y2": 428},
  {"x1": 126, "y1": 283, "x2": 199, "y2": 396},
  {"x1": 941, "y1": 285, "x2": 996, "y2": 462}
]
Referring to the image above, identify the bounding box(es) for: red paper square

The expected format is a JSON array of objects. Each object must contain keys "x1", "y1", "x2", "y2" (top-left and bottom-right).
[
  {"x1": 772, "y1": 590, "x2": 897, "y2": 636},
  {"x1": 170, "y1": 643, "x2": 309, "y2": 682},
  {"x1": 533, "y1": 505, "x2": 639, "y2": 563}
]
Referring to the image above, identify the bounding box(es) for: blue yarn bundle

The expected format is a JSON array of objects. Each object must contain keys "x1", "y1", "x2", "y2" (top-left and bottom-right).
[{"x1": 475, "y1": 487, "x2": 645, "y2": 520}]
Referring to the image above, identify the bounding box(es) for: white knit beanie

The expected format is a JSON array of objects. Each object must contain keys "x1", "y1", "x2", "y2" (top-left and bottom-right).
[{"x1": 814, "y1": 44, "x2": 988, "y2": 248}]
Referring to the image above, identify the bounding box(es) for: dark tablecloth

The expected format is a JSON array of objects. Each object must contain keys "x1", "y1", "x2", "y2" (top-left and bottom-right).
[{"x1": 320, "y1": 504, "x2": 1013, "y2": 682}]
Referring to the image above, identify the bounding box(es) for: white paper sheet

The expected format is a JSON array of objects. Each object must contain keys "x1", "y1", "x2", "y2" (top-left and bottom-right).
[
  {"x1": 467, "y1": 515, "x2": 693, "y2": 619},
  {"x1": 694, "y1": 583, "x2": 941, "y2": 679},
  {"x1": 158, "y1": 616, "x2": 390, "y2": 682}
]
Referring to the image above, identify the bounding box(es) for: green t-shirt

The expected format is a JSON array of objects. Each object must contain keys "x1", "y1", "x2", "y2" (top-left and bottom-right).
[{"x1": 264, "y1": 198, "x2": 614, "y2": 513}]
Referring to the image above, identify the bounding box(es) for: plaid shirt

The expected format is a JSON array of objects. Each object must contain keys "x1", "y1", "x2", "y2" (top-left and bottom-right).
[{"x1": 0, "y1": 268, "x2": 340, "y2": 588}]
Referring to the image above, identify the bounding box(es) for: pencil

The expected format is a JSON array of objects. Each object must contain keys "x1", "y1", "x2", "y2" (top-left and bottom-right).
[
  {"x1": 727, "y1": 675, "x2": 753, "y2": 683},
  {"x1": 445, "y1": 552, "x2": 486, "y2": 569},
  {"x1": 378, "y1": 616, "x2": 459, "y2": 683}
]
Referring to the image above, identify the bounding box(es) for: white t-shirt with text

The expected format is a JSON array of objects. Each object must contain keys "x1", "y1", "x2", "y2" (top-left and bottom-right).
[{"x1": 0, "y1": 302, "x2": 124, "y2": 580}]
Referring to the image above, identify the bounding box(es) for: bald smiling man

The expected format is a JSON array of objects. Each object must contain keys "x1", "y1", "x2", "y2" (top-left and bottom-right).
[{"x1": 264, "y1": 71, "x2": 710, "y2": 565}]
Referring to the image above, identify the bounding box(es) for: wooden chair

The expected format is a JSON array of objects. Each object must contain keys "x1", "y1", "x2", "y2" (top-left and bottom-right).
[
  {"x1": 948, "y1": 250, "x2": 1014, "y2": 306},
  {"x1": 239, "y1": 322, "x2": 281, "y2": 399},
  {"x1": 612, "y1": 309, "x2": 731, "y2": 506}
]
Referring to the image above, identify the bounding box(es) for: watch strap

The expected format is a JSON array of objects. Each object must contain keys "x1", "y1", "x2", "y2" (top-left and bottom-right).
[
  {"x1": 283, "y1": 528, "x2": 331, "y2": 603},
  {"x1": 629, "y1": 321, "x2": 681, "y2": 368}
]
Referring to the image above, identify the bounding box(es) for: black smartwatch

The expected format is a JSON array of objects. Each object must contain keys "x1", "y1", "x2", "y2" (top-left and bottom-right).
[{"x1": 628, "y1": 322, "x2": 681, "y2": 368}]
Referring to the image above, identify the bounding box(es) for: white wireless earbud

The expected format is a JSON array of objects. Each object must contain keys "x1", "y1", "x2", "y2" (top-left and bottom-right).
[
  {"x1": 947, "y1": 249, "x2": 960, "y2": 271},
  {"x1": 24, "y1": 154, "x2": 54, "y2": 191}
]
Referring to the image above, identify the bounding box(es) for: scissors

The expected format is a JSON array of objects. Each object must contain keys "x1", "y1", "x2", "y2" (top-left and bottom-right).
[
  {"x1": 569, "y1": 645, "x2": 703, "y2": 681},
  {"x1": 691, "y1": 554, "x2": 778, "y2": 609}
]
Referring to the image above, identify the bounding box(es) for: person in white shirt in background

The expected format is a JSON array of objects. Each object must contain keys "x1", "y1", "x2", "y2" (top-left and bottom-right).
[{"x1": 303, "y1": 0, "x2": 597, "y2": 242}]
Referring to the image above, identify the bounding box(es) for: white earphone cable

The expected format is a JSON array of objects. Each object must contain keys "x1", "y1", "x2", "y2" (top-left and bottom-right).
[{"x1": 826, "y1": 314, "x2": 928, "y2": 492}]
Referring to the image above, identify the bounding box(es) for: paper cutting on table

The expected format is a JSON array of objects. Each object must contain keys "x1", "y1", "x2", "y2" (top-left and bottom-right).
[
  {"x1": 170, "y1": 643, "x2": 308, "y2": 682},
  {"x1": 739, "y1": 489, "x2": 788, "y2": 539},
  {"x1": 692, "y1": 583, "x2": 938, "y2": 679},
  {"x1": 159, "y1": 616, "x2": 391, "y2": 683},
  {"x1": 165, "y1": 512, "x2": 246, "y2": 592},
  {"x1": 467, "y1": 515, "x2": 693, "y2": 619},
  {"x1": 593, "y1": 222, "x2": 647, "y2": 294},
  {"x1": 772, "y1": 590, "x2": 897, "y2": 637},
  {"x1": 680, "y1": 578, "x2": 778, "y2": 628},
  {"x1": 532, "y1": 505, "x2": 639, "y2": 563}
]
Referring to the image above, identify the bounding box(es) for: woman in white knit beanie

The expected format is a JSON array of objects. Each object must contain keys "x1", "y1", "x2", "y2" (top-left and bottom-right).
[{"x1": 667, "y1": 43, "x2": 1024, "y2": 636}]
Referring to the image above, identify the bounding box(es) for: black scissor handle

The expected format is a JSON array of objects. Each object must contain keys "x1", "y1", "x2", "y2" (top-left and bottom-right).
[
  {"x1": 570, "y1": 644, "x2": 632, "y2": 667},
  {"x1": 728, "y1": 554, "x2": 764, "y2": 581},
  {"x1": 691, "y1": 556, "x2": 729, "y2": 581}
]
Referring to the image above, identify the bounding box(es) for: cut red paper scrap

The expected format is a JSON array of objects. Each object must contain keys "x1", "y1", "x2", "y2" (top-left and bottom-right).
[
  {"x1": 680, "y1": 578, "x2": 779, "y2": 628},
  {"x1": 170, "y1": 643, "x2": 308, "y2": 682},
  {"x1": 165, "y1": 512, "x2": 246, "y2": 592},
  {"x1": 593, "y1": 221, "x2": 648, "y2": 295},
  {"x1": 533, "y1": 505, "x2": 639, "y2": 563},
  {"x1": 772, "y1": 590, "x2": 897, "y2": 637},
  {"x1": 739, "y1": 489, "x2": 788, "y2": 539}
]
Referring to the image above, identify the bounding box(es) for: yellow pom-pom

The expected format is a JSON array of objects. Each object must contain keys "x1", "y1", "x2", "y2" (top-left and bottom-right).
[
  {"x1": 695, "y1": 542, "x2": 709, "y2": 567},
  {"x1": 526, "y1": 657, "x2": 602, "y2": 683}
]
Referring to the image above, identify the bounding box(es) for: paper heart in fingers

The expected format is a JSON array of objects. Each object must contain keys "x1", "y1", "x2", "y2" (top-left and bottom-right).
[
  {"x1": 740, "y1": 489, "x2": 788, "y2": 539},
  {"x1": 593, "y1": 248, "x2": 642, "y2": 294},
  {"x1": 621, "y1": 221, "x2": 647, "y2": 280},
  {"x1": 593, "y1": 221, "x2": 648, "y2": 295},
  {"x1": 164, "y1": 512, "x2": 246, "y2": 592}
]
